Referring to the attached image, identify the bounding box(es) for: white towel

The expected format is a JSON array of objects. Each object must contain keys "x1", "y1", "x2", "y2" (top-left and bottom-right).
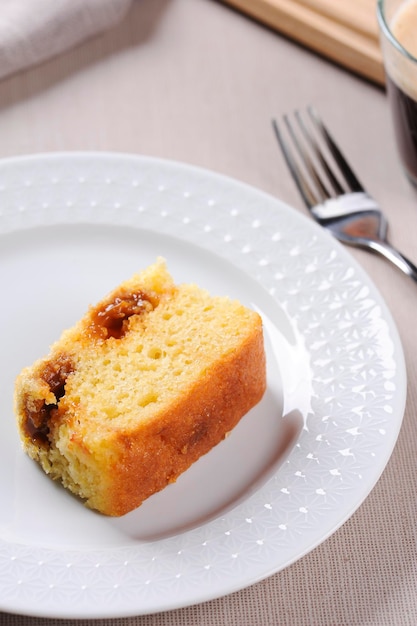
[{"x1": 0, "y1": 0, "x2": 133, "y2": 80}]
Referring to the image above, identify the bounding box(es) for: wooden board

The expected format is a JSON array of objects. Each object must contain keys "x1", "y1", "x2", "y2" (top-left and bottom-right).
[{"x1": 221, "y1": 0, "x2": 385, "y2": 85}]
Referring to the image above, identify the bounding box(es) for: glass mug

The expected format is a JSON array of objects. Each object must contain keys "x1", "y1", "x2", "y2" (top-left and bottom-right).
[{"x1": 377, "y1": 0, "x2": 417, "y2": 186}]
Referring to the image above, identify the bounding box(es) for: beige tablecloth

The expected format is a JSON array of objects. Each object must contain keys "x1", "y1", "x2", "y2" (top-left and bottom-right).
[{"x1": 0, "y1": 1, "x2": 416, "y2": 624}]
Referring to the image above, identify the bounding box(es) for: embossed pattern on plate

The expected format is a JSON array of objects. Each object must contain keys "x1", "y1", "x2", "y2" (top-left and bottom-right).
[{"x1": 0, "y1": 153, "x2": 406, "y2": 619}]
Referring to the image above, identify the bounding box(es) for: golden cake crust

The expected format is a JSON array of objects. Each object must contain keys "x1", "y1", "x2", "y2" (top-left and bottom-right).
[{"x1": 95, "y1": 329, "x2": 265, "y2": 516}]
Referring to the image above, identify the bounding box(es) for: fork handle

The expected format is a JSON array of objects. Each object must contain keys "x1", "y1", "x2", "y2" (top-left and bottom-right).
[{"x1": 366, "y1": 240, "x2": 417, "y2": 283}]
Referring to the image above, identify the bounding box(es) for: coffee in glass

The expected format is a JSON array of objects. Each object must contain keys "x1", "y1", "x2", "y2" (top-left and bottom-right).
[{"x1": 377, "y1": 0, "x2": 417, "y2": 186}]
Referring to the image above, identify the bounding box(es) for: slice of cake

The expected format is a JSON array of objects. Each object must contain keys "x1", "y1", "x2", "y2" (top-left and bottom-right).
[{"x1": 14, "y1": 259, "x2": 266, "y2": 516}]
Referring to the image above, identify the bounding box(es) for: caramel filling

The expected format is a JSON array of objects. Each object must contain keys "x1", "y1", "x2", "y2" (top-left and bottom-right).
[
  {"x1": 89, "y1": 289, "x2": 157, "y2": 339},
  {"x1": 23, "y1": 355, "x2": 74, "y2": 445}
]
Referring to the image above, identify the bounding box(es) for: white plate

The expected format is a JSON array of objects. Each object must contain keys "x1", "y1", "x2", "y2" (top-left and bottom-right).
[{"x1": 0, "y1": 153, "x2": 406, "y2": 619}]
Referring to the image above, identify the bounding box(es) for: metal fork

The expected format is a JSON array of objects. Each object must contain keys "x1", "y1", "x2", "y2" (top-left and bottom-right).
[{"x1": 272, "y1": 107, "x2": 417, "y2": 283}]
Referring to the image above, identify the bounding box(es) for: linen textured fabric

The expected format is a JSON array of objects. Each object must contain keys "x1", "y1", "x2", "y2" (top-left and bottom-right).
[{"x1": 0, "y1": 0, "x2": 132, "y2": 80}]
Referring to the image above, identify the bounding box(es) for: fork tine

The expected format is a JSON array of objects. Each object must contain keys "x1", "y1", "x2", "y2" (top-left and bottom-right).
[
  {"x1": 295, "y1": 110, "x2": 344, "y2": 196},
  {"x1": 308, "y1": 106, "x2": 364, "y2": 192},
  {"x1": 284, "y1": 114, "x2": 331, "y2": 201},
  {"x1": 272, "y1": 118, "x2": 318, "y2": 209}
]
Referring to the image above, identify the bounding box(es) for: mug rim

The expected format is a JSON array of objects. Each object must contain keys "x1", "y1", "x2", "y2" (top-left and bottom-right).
[{"x1": 377, "y1": 0, "x2": 417, "y2": 64}]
